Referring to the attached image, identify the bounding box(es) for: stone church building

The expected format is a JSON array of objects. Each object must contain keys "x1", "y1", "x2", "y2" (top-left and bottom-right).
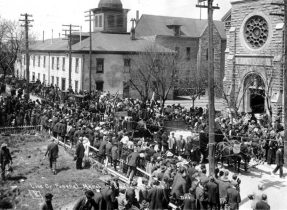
[{"x1": 223, "y1": 0, "x2": 284, "y2": 117}]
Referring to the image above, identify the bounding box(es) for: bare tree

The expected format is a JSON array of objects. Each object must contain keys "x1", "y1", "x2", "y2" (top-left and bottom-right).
[
  {"x1": 0, "y1": 18, "x2": 25, "y2": 78},
  {"x1": 176, "y1": 73, "x2": 207, "y2": 109},
  {"x1": 129, "y1": 44, "x2": 177, "y2": 107},
  {"x1": 128, "y1": 51, "x2": 153, "y2": 102}
]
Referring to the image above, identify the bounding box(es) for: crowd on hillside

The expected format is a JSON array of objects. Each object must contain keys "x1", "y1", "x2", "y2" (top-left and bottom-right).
[{"x1": 0, "y1": 78, "x2": 284, "y2": 210}]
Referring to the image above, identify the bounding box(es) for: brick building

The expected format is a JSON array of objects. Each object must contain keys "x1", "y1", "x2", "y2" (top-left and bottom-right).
[
  {"x1": 15, "y1": 0, "x2": 170, "y2": 96},
  {"x1": 135, "y1": 14, "x2": 226, "y2": 96},
  {"x1": 223, "y1": 0, "x2": 284, "y2": 117},
  {"x1": 15, "y1": 0, "x2": 227, "y2": 99}
]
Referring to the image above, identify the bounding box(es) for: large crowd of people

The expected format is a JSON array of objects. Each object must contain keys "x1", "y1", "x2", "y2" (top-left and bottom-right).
[{"x1": 0, "y1": 77, "x2": 284, "y2": 210}]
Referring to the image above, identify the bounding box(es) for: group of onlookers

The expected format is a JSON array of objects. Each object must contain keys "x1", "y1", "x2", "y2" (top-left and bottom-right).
[{"x1": 0, "y1": 78, "x2": 283, "y2": 210}]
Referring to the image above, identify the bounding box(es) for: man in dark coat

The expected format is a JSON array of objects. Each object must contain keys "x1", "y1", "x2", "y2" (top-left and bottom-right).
[
  {"x1": 111, "y1": 142, "x2": 119, "y2": 171},
  {"x1": 105, "y1": 139, "x2": 113, "y2": 166},
  {"x1": 73, "y1": 190, "x2": 98, "y2": 210},
  {"x1": 255, "y1": 194, "x2": 270, "y2": 210},
  {"x1": 226, "y1": 183, "x2": 241, "y2": 210},
  {"x1": 0, "y1": 143, "x2": 12, "y2": 180},
  {"x1": 94, "y1": 187, "x2": 105, "y2": 210},
  {"x1": 272, "y1": 145, "x2": 284, "y2": 178},
  {"x1": 182, "y1": 188, "x2": 196, "y2": 210},
  {"x1": 98, "y1": 136, "x2": 107, "y2": 164},
  {"x1": 147, "y1": 180, "x2": 169, "y2": 210},
  {"x1": 101, "y1": 182, "x2": 117, "y2": 210},
  {"x1": 75, "y1": 137, "x2": 85, "y2": 169},
  {"x1": 40, "y1": 193, "x2": 54, "y2": 210},
  {"x1": 43, "y1": 139, "x2": 59, "y2": 175},
  {"x1": 205, "y1": 176, "x2": 219, "y2": 210},
  {"x1": 171, "y1": 168, "x2": 187, "y2": 199},
  {"x1": 126, "y1": 148, "x2": 140, "y2": 181}
]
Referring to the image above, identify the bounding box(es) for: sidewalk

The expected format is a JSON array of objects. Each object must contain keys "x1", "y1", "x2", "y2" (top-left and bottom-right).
[{"x1": 238, "y1": 162, "x2": 287, "y2": 210}]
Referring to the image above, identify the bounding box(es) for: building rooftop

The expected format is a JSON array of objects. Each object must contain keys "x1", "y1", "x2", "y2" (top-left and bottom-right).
[
  {"x1": 30, "y1": 39, "x2": 68, "y2": 51},
  {"x1": 98, "y1": 0, "x2": 123, "y2": 9},
  {"x1": 135, "y1": 14, "x2": 226, "y2": 40},
  {"x1": 29, "y1": 32, "x2": 173, "y2": 54}
]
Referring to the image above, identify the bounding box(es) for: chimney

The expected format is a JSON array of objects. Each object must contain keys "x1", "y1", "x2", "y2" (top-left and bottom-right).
[
  {"x1": 136, "y1": 10, "x2": 139, "y2": 25},
  {"x1": 43, "y1": 31, "x2": 45, "y2": 43},
  {"x1": 130, "y1": 18, "x2": 136, "y2": 40},
  {"x1": 51, "y1": 29, "x2": 53, "y2": 44}
]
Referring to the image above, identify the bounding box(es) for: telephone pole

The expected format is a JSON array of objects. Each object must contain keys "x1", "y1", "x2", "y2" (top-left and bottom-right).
[
  {"x1": 284, "y1": 0, "x2": 287, "y2": 163},
  {"x1": 62, "y1": 24, "x2": 80, "y2": 90},
  {"x1": 270, "y1": 0, "x2": 287, "y2": 162},
  {"x1": 19, "y1": 13, "x2": 33, "y2": 99},
  {"x1": 196, "y1": 0, "x2": 219, "y2": 175},
  {"x1": 85, "y1": 10, "x2": 93, "y2": 93}
]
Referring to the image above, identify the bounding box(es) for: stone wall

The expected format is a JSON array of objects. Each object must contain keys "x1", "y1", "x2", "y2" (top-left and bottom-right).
[{"x1": 224, "y1": 0, "x2": 284, "y2": 116}]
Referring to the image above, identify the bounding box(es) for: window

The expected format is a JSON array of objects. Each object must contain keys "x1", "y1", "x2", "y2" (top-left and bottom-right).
[
  {"x1": 124, "y1": 58, "x2": 131, "y2": 73},
  {"x1": 32, "y1": 72, "x2": 35, "y2": 81},
  {"x1": 56, "y1": 77, "x2": 59, "y2": 87},
  {"x1": 175, "y1": 47, "x2": 180, "y2": 55},
  {"x1": 124, "y1": 58, "x2": 131, "y2": 67},
  {"x1": 38, "y1": 73, "x2": 40, "y2": 80},
  {"x1": 186, "y1": 47, "x2": 191, "y2": 60},
  {"x1": 56, "y1": 57, "x2": 60, "y2": 70},
  {"x1": 33, "y1": 56, "x2": 35, "y2": 67},
  {"x1": 43, "y1": 74, "x2": 46, "y2": 84},
  {"x1": 108, "y1": 15, "x2": 115, "y2": 27},
  {"x1": 96, "y1": 58, "x2": 104, "y2": 73},
  {"x1": 99, "y1": 15, "x2": 103, "y2": 27},
  {"x1": 244, "y1": 15, "x2": 268, "y2": 49},
  {"x1": 23, "y1": 55, "x2": 26, "y2": 65},
  {"x1": 75, "y1": 80, "x2": 79, "y2": 93},
  {"x1": 95, "y1": 16, "x2": 98, "y2": 27},
  {"x1": 75, "y1": 58, "x2": 79, "y2": 73},
  {"x1": 123, "y1": 81, "x2": 130, "y2": 98},
  {"x1": 61, "y1": 78, "x2": 66, "y2": 90},
  {"x1": 52, "y1": 57, "x2": 55, "y2": 70},
  {"x1": 206, "y1": 48, "x2": 215, "y2": 60},
  {"x1": 43, "y1": 56, "x2": 46, "y2": 68},
  {"x1": 117, "y1": 15, "x2": 124, "y2": 27},
  {"x1": 62, "y1": 57, "x2": 65, "y2": 71},
  {"x1": 96, "y1": 81, "x2": 104, "y2": 91},
  {"x1": 38, "y1": 56, "x2": 40, "y2": 67},
  {"x1": 51, "y1": 76, "x2": 54, "y2": 85}
]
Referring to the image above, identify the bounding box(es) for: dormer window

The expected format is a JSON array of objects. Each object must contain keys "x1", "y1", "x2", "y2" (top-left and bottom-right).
[{"x1": 166, "y1": 22, "x2": 182, "y2": 37}]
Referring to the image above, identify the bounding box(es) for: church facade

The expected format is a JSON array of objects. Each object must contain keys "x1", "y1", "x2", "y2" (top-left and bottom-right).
[{"x1": 223, "y1": 0, "x2": 284, "y2": 117}]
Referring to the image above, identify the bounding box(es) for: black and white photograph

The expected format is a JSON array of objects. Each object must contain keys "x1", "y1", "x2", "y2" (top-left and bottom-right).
[{"x1": 0, "y1": 0, "x2": 286, "y2": 209}]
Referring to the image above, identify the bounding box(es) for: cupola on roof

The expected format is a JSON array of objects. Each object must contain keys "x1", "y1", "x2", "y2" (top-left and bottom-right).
[{"x1": 98, "y1": 0, "x2": 123, "y2": 9}]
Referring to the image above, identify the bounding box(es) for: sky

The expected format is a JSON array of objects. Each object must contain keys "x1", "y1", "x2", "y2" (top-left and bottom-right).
[{"x1": 0, "y1": 0, "x2": 231, "y2": 39}]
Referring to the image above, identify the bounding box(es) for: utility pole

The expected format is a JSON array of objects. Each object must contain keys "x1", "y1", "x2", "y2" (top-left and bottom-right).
[
  {"x1": 270, "y1": 1, "x2": 287, "y2": 162},
  {"x1": 196, "y1": 0, "x2": 219, "y2": 175},
  {"x1": 85, "y1": 10, "x2": 93, "y2": 93},
  {"x1": 19, "y1": 13, "x2": 33, "y2": 99},
  {"x1": 62, "y1": 24, "x2": 80, "y2": 90},
  {"x1": 284, "y1": 0, "x2": 287, "y2": 163}
]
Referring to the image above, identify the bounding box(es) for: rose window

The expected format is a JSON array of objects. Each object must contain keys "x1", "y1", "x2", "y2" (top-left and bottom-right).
[{"x1": 244, "y1": 16, "x2": 268, "y2": 49}]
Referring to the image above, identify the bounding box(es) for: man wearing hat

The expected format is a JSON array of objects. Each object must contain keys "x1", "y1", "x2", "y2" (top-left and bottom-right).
[
  {"x1": 75, "y1": 137, "x2": 85, "y2": 170},
  {"x1": 272, "y1": 145, "x2": 284, "y2": 178},
  {"x1": 40, "y1": 193, "x2": 54, "y2": 210},
  {"x1": 73, "y1": 190, "x2": 97, "y2": 210},
  {"x1": 226, "y1": 182, "x2": 241, "y2": 210},
  {"x1": 43, "y1": 138, "x2": 59, "y2": 175},
  {"x1": 0, "y1": 143, "x2": 12, "y2": 180}
]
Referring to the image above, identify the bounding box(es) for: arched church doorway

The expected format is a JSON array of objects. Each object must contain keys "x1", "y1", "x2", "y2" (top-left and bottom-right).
[{"x1": 244, "y1": 73, "x2": 265, "y2": 114}]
